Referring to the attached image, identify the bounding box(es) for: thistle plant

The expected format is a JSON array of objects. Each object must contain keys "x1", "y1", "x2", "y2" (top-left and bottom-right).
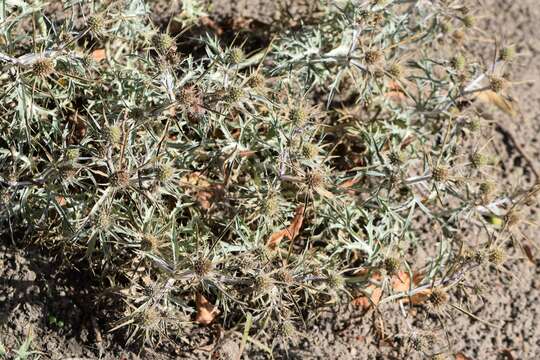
[{"x1": 0, "y1": 0, "x2": 534, "y2": 353}]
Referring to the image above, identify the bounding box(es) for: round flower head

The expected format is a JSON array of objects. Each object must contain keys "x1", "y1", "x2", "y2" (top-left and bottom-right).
[
  {"x1": 32, "y1": 58, "x2": 54, "y2": 77},
  {"x1": 364, "y1": 49, "x2": 383, "y2": 65},
  {"x1": 153, "y1": 33, "x2": 175, "y2": 53},
  {"x1": 228, "y1": 47, "x2": 244, "y2": 64},
  {"x1": 87, "y1": 15, "x2": 104, "y2": 35},
  {"x1": 109, "y1": 170, "x2": 130, "y2": 188},
  {"x1": 431, "y1": 165, "x2": 449, "y2": 182},
  {"x1": 427, "y1": 287, "x2": 448, "y2": 311},
  {"x1": 499, "y1": 46, "x2": 516, "y2": 62},
  {"x1": 248, "y1": 72, "x2": 265, "y2": 88}
]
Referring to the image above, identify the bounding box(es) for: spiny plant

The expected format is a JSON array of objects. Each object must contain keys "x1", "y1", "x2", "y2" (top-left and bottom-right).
[{"x1": 0, "y1": 0, "x2": 535, "y2": 355}]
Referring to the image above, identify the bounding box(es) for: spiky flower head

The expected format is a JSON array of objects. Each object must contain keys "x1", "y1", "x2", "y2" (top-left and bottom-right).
[
  {"x1": 140, "y1": 233, "x2": 162, "y2": 252},
  {"x1": 65, "y1": 148, "x2": 80, "y2": 162},
  {"x1": 32, "y1": 58, "x2": 54, "y2": 77},
  {"x1": 193, "y1": 257, "x2": 214, "y2": 277},
  {"x1": 488, "y1": 247, "x2": 506, "y2": 266},
  {"x1": 248, "y1": 72, "x2": 265, "y2": 88},
  {"x1": 364, "y1": 49, "x2": 383, "y2": 65},
  {"x1": 103, "y1": 125, "x2": 122, "y2": 144},
  {"x1": 87, "y1": 15, "x2": 104, "y2": 35},
  {"x1": 387, "y1": 63, "x2": 403, "y2": 78},
  {"x1": 409, "y1": 335, "x2": 428, "y2": 352},
  {"x1": 289, "y1": 106, "x2": 309, "y2": 126},
  {"x1": 325, "y1": 271, "x2": 345, "y2": 289},
  {"x1": 153, "y1": 33, "x2": 176, "y2": 53},
  {"x1": 489, "y1": 76, "x2": 505, "y2": 93},
  {"x1": 59, "y1": 164, "x2": 77, "y2": 180},
  {"x1": 479, "y1": 181, "x2": 495, "y2": 197},
  {"x1": 470, "y1": 152, "x2": 488, "y2": 168},
  {"x1": 462, "y1": 15, "x2": 476, "y2": 28},
  {"x1": 306, "y1": 166, "x2": 327, "y2": 189},
  {"x1": 273, "y1": 269, "x2": 294, "y2": 284},
  {"x1": 96, "y1": 211, "x2": 112, "y2": 230},
  {"x1": 228, "y1": 47, "x2": 244, "y2": 64},
  {"x1": 109, "y1": 170, "x2": 130, "y2": 188},
  {"x1": 431, "y1": 165, "x2": 449, "y2": 182},
  {"x1": 383, "y1": 257, "x2": 401, "y2": 275},
  {"x1": 280, "y1": 321, "x2": 297, "y2": 338},
  {"x1": 156, "y1": 163, "x2": 174, "y2": 182},
  {"x1": 224, "y1": 86, "x2": 244, "y2": 104},
  {"x1": 499, "y1": 46, "x2": 516, "y2": 62},
  {"x1": 427, "y1": 287, "x2": 449, "y2": 311},
  {"x1": 302, "y1": 142, "x2": 319, "y2": 160},
  {"x1": 450, "y1": 54, "x2": 466, "y2": 71},
  {"x1": 178, "y1": 86, "x2": 198, "y2": 106},
  {"x1": 135, "y1": 307, "x2": 163, "y2": 331},
  {"x1": 262, "y1": 195, "x2": 280, "y2": 217},
  {"x1": 253, "y1": 274, "x2": 273, "y2": 294}
]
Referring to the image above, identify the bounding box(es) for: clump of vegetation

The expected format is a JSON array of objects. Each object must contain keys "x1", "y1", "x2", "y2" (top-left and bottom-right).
[{"x1": 0, "y1": 0, "x2": 536, "y2": 354}]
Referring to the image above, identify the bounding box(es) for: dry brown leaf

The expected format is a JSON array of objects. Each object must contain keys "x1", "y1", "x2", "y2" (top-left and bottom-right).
[
  {"x1": 476, "y1": 90, "x2": 518, "y2": 117},
  {"x1": 391, "y1": 271, "x2": 411, "y2": 292},
  {"x1": 353, "y1": 285, "x2": 383, "y2": 310},
  {"x1": 266, "y1": 229, "x2": 288, "y2": 250},
  {"x1": 385, "y1": 81, "x2": 407, "y2": 103},
  {"x1": 352, "y1": 271, "x2": 383, "y2": 310},
  {"x1": 409, "y1": 289, "x2": 432, "y2": 305},
  {"x1": 200, "y1": 16, "x2": 223, "y2": 35},
  {"x1": 231, "y1": 16, "x2": 254, "y2": 31},
  {"x1": 352, "y1": 296, "x2": 371, "y2": 309},
  {"x1": 285, "y1": 205, "x2": 305, "y2": 240},
  {"x1": 522, "y1": 244, "x2": 535, "y2": 263},
  {"x1": 266, "y1": 205, "x2": 305, "y2": 249},
  {"x1": 499, "y1": 349, "x2": 515, "y2": 360},
  {"x1": 370, "y1": 287, "x2": 383, "y2": 306},
  {"x1": 239, "y1": 150, "x2": 256, "y2": 158},
  {"x1": 196, "y1": 189, "x2": 213, "y2": 210},
  {"x1": 338, "y1": 178, "x2": 360, "y2": 189},
  {"x1": 455, "y1": 352, "x2": 472, "y2": 360},
  {"x1": 195, "y1": 293, "x2": 219, "y2": 325},
  {"x1": 55, "y1": 196, "x2": 66, "y2": 206},
  {"x1": 400, "y1": 135, "x2": 416, "y2": 150},
  {"x1": 91, "y1": 49, "x2": 106, "y2": 61},
  {"x1": 315, "y1": 186, "x2": 335, "y2": 199},
  {"x1": 180, "y1": 172, "x2": 225, "y2": 210},
  {"x1": 412, "y1": 271, "x2": 425, "y2": 285}
]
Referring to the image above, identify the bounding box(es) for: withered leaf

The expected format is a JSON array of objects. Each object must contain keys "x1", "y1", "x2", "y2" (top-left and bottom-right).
[
  {"x1": 195, "y1": 293, "x2": 219, "y2": 325},
  {"x1": 476, "y1": 90, "x2": 518, "y2": 117},
  {"x1": 266, "y1": 205, "x2": 305, "y2": 249},
  {"x1": 455, "y1": 352, "x2": 472, "y2": 360},
  {"x1": 391, "y1": 271, "x2": 411, "y2": 292},
  {"x1": 353, "y1": 286, "x2": 383, "y2": 310},
  {"x1": 266, "y1": 229, "x2": 288, "y2": 250},
  {"x1": 90, "y1": 49, "x2": 106, "y2": 61},
  {"x1": 285, "y1": 205, "x2": 305, "y2": 240},
  {"x1": 352, "y1": 272, "x2": 383, "y2": 310},
  {"x1": 522, "y1": 244, "x2": 535, "y2": 263}
]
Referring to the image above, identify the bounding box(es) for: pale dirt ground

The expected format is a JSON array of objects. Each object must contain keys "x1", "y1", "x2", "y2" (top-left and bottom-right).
[{"x1": 1, "y1": 0, "x2": 539, "y2": 359}]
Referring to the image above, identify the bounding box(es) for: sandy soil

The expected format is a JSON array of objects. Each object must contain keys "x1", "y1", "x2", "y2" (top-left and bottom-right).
[{"x1": 1, "y1": 0, "x2": 539, "y2": 359}]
